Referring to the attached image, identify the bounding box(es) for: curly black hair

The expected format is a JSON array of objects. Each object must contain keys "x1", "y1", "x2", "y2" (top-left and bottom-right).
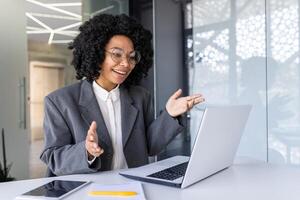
[{"x1": 68, "y1": 14, "x2": 153, "y2": 86}]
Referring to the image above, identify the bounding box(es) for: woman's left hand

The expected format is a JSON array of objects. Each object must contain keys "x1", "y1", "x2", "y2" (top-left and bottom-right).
[{"x1": 166, "y1": 89, "x2": 205, "y2": 117}]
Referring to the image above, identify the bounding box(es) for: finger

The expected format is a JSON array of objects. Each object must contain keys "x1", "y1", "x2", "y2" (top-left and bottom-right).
[
  {"x1": 170, "y1": 89, "x2": 182, "y2": 100},
  {"x1": 88, "y1": 121, "x2": 98, "y2": 141},
  {"x1": 185, "y1": 94, "x2": 202, "y2": 101},
  {"x1": 187, "y1": 99, "x2": 194, "y2": 110},
  {"x1": 89, "y1": 121, "x2": 97, "y2": 133},
  {"x1": 93, "y1": 147, "x2": 101, "y2": 154},
  {"x1": 87, "y1": 130, "x2": 96, "y2": 142},
  {"x1": 93, "y1": 142, "x2": 98, "y2": 149},
  {"x1": 193, "y1": 97, "x2": 205, "y2": 105},
  {"x1": 94, "y1": 147, "x2": 103, "y2": 153},
  {"x1": 90, "y1": 142, "x2": 103, "y2": 152},
  {"x1": 88, "y1": 144, "x2": 100, "y2": 156},
  {"x1": 93, "y1": 148, "x2": 104, "y2": 157},
  {"x1": 86, "y1": 140, "x2": 103, "y2": 157},
  {"x1": 87, "y1": 141, "x2": 95, "y2": 150},
  {"x1": 89, "y1": 135, "x2": 94, "y2": 141}
]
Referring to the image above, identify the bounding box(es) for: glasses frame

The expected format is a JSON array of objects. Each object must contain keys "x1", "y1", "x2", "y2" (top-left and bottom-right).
[{"x1": 105, "y1": 48, "x2": 141, "y2": 65}]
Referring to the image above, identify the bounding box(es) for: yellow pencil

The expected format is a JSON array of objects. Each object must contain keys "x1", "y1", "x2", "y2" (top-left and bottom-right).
[{"x1": 88, "y1": 191, "x2": 138, "y2": 197}]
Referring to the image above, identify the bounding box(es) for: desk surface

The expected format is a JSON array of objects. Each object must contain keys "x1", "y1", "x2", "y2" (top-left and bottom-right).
[{"x1": 1, "y1": 159, "x2": 300, "y2": 200}]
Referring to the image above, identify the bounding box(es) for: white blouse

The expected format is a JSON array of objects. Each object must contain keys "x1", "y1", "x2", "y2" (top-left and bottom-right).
[{"x1": 91, "y1": 81, "x2": 128, "y2": 170}]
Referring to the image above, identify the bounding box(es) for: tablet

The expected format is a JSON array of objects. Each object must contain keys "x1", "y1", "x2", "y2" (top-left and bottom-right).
[{"x1": 15, "y1": 180, "x2": 90, "y2": 200}]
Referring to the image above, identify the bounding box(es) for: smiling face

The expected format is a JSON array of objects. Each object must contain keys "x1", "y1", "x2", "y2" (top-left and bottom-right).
[{"x1": 96, "y1": 35, "x2": 136, "y2": 91}]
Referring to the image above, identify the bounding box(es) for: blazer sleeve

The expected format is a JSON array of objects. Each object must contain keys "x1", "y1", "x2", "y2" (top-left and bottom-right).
[
  {"x1": 40, "y1": 96, "x2": 101, "y2": 176},
  {"x1": 144, "y1": 93, "x2": 185, "y2": 156}
]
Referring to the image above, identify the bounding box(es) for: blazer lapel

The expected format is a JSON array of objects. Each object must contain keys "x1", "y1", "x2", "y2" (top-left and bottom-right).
[
  {"x1": 120, "y1": 86, "x2": 138, "y2": 148},
  {"x1": 78, "y1": 80, "x2": 112, "y2": 150}
]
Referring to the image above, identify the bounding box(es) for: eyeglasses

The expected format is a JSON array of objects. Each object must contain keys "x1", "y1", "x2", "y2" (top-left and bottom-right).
[{"x1": 105, "y1": 48, "x2": 141, "y2": 65}]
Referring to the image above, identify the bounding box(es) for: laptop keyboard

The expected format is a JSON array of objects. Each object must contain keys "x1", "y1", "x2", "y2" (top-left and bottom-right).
[{"x1": 147, "y1": 161, "x2": 188, "y2": 181}]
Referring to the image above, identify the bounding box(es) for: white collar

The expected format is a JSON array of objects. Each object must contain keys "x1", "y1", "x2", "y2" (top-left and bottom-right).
[{"x1": 92, "y1": 81, "x2": 120, "y2": 102}]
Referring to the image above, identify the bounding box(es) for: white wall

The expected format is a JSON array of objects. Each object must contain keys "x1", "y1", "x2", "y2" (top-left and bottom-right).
[{"x1": 0, "y1": 0, "x2": 29, "y2": 179}]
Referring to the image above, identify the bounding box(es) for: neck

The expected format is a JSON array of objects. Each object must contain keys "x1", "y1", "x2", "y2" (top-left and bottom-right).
[{"x1": 95, "y1": 77, "x2": 117, "y2": 92}]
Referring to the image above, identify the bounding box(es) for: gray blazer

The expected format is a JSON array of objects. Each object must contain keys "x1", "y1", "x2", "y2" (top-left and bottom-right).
[{"x1": 40, "y1": 80, "x2": 184, "y2": 176}]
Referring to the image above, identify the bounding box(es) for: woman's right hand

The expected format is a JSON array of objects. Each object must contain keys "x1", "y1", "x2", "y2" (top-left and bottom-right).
[{"x1": 85, "y1": 121, "x2": 104, "y2": 160}]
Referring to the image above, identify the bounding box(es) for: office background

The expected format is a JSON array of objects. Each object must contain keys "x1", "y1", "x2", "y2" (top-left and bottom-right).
[{"x1": 0, "y1": 0, "x2": 299, "y2": 181}]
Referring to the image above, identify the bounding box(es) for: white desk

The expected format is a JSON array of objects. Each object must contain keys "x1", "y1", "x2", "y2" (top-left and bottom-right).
[{"x1": 1, "y1": 159, "x2": 300, "y2": 200}]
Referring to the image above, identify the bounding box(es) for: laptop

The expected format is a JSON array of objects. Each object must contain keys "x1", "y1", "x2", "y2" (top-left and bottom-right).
[{"x1": 119, "y1": 105, "x2": 251, "y2": 189}]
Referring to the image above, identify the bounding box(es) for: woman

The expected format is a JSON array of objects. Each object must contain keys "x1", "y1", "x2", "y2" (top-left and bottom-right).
[{"x1": 40, "y1": 14, "x2": 204, "y2": 176}]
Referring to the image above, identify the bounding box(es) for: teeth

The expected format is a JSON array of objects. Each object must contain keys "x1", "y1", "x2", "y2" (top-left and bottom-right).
[{"x1": 113, "y1": 69, "x2": 127, "y2": 75}]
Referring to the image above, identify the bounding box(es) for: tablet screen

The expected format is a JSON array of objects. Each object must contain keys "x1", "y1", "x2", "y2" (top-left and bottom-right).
[{"x1": 23, "y1": 180, "x2": 88, "y2": 198}]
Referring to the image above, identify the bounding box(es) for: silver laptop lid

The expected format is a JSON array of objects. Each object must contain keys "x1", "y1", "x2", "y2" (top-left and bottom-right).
[{"x1": 181, "y1": 105, "x2": 251, "y2": 188}]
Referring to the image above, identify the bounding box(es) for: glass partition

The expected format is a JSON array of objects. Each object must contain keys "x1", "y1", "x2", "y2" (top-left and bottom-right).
[
  {"x1": 191, "y1": 0, "x2": 267, "y2": 161},
  {"x1": 191, "y1": 0, "x2": 300, "y2": 164},
  {"x1": 267, "y1": 0, "x2": 300, "y2": 164}
]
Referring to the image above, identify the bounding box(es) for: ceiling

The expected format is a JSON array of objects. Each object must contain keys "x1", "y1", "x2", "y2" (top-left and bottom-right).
[
  {"x1": 25, "y1": 0, "x2": 82, "y2": 44},
  {"x1": 25, "y1": 0, "x2": 153, "y2": 45}
]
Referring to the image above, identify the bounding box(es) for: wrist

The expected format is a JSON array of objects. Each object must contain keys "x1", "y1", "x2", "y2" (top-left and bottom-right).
[
  {"x1": 87, "y1": 151, "x2": 95, "y2": 161},
  {"x1": 165, "y1": 107, "x2": 177, "y2": 118}
]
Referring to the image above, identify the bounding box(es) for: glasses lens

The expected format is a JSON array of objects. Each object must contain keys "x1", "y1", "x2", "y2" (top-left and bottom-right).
[
  {"x1": 110, "y1": 48, "x2": 123, "y2": 63},
  {"x1": 129, "y1": 51, "x2": 141, "y2": 65},
  {"x1": 109, "y1": 48, "x2": 141, "y2": 65}
]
